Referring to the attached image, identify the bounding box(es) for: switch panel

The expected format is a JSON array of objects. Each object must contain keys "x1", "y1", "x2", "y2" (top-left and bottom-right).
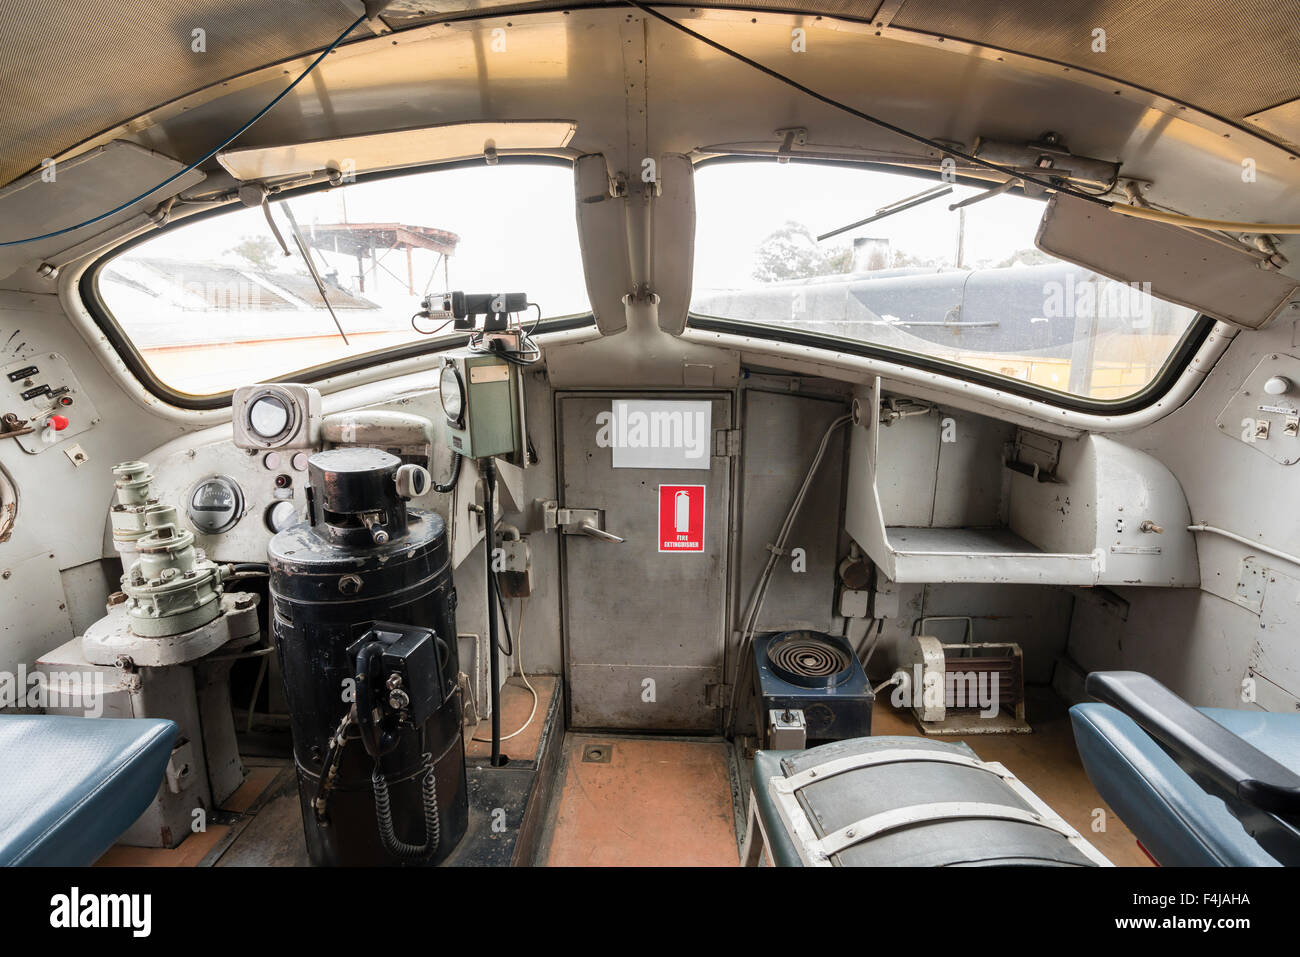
[
  {"x1": 1, "y1": 352, "x2": 101, "y2": 454},
  {"x1": 1216, "y1": 353, "x2": 1300, "y2": 466}
]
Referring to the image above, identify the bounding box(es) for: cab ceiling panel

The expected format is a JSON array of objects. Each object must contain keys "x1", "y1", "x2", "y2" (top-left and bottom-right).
[
  {"x1": 0, "y1": 0, "x2": 363, "y2": 187},
  {"x1": 890, "y1": 0, "x2": 1300, "y2": 128}
]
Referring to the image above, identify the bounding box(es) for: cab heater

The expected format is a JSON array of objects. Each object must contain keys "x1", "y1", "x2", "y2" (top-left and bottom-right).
[{"x1": 752, "y1": 631, "x2": 874, "y2": 749}]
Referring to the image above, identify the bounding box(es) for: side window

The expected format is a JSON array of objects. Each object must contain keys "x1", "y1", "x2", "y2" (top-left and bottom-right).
[{"x1": 95, "y1": 163, "x2": 590, "y2": 397}]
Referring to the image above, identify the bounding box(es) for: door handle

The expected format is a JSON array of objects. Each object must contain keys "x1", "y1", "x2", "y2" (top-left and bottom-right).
[
  {"x1": 542, "y1": 501, "x2": 625, "y2": 543},
  {"x1": 577, "y1": 522, "x2": 624, "y2": 544}
]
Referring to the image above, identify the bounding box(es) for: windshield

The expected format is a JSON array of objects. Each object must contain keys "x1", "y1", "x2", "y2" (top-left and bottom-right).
[
  {"x1": 95, "y1": 163, "x2": 590, "y2": 397},
  {"x1": 690, "y1": 161, "x2": 1200, "y2": 402}
]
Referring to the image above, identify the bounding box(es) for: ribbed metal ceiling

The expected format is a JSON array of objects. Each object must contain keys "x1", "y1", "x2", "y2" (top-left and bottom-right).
[
  {"x1": 890, "y1": 0, "x2": 1300, "y2": 122},
  {"x1": 0, "y1": 0, "x2": 363, "y2": 186},
  {"x1": 0, "y1": 1, "x2": 1295, "y2": 191}
]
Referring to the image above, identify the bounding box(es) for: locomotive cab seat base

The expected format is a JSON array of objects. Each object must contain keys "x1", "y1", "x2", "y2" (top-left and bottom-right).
[
  {"x1": 1070, "y1": 672, "x2": 1300, "y2": 867},
  {"x1": 743, "y1": 735, "x2": 1110, "y2": 867},
  {"x1": 0, "y1": 715, "x2": 177, "y2": 866}
]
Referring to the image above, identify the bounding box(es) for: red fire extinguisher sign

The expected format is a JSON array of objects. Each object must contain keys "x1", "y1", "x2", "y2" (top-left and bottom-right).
[{"x1": 658, "y1": 485, "x2": 705, "y2": 553}]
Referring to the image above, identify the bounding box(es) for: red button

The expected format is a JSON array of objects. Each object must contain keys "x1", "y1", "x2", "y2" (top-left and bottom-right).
[{"x1": 48, "y1": 415, "x2": 69, "y2": 431}]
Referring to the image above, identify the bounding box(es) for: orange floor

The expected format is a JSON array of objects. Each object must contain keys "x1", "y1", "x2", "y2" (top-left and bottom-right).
[
  {"x1": 541, "y1": 735, "x2": 740, "y2": 866},
  {"x1": 466, "y1": 676, "x2": 556, "y2": 763},
  {"x1": 96, "y1": 764, "x2": 285, "y2": 867},
  {"x1": 871, "y1": 691, "x2": 1154, "y2": 867}
]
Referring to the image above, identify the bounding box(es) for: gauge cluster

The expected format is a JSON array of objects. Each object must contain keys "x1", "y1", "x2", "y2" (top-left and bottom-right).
[{"x1": 142, "y1": 381, "x2": 452, "y2": 565}]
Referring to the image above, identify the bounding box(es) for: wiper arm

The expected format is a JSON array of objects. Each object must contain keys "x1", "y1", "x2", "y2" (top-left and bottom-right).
[
  {"x1": 278, "y1": 202, "x2": 351, "y2": 346},
  {"x1": 817, "y1": 184, "x2": 953, "y2": 242}
]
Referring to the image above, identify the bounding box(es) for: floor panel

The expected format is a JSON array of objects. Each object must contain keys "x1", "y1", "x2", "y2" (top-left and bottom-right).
[
  {"x1": 542, "y1": 735, "x2": 739, "y2": 866},
  {"x1": 871, "y1": 689, "x2": 1154, "y2": 867}
]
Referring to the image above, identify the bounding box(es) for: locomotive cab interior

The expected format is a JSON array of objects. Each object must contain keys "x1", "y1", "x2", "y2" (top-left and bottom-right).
[{"x1": 1, "y1": 0, "x2": 1299, "y2": 885}]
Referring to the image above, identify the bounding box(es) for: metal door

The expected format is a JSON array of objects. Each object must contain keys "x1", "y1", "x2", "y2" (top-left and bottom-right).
[{"x1": 557, "y1": 393, "x2": 732, "y2": 731}]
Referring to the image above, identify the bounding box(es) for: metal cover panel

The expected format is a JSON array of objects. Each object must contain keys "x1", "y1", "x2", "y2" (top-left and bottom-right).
[
  {"x1": 1247, "y1": 97, "x2": 1300, "y2": 148},
  {"x1": 0, "y1": 141, "x2": 204, "y2": 282},
  {"x1": 217, "y1": 120, "x2": 577, "y2": 180},
  {"x1": 1037, "y1": 194, "x2": 1300, "y2": 330},
  {"x1": 559, "y1": 392, "x2": 731, "y2": 731},
  {"x1": 738, "y1": 390, "x2": 846, "y2": 633}
]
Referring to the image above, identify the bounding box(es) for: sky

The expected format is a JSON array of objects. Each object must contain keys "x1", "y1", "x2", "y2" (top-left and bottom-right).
[{"x1": 692, "y1": 161, "x2": 1049, "y2": 289}]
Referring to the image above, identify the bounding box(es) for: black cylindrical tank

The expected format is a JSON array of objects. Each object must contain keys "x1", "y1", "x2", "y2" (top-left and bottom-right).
[{"x1": 268, "y1": 447, "x2": 468, "y2": 866}]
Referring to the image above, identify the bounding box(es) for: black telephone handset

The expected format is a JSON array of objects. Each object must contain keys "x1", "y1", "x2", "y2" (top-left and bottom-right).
[{"x1": 353, "y1": 641, "x2": 399, "y2": 759}]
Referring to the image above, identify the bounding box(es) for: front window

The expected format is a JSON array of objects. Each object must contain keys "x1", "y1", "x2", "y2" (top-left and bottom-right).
[
  {"x1": 691, "y1": 162, "x2": 1200, "y2": 402},
  {"x1": 95, "y1": 163, "x2": 590, "y2": 397}
]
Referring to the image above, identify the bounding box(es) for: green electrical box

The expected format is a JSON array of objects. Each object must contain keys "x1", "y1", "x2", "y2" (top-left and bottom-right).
[{"x1": 437, "y1": 352, "x2": 521, "y2": 460}]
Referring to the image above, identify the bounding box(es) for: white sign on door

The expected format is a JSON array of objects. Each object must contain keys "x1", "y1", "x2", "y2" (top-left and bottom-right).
[{"x1": 598, "y1": 399, "x2": 712, "y2": 470}]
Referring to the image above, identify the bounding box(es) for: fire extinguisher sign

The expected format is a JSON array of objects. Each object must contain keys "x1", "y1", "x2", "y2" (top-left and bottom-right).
[{"x1": 658, "y1": 485, "x2": 705, "y2": 553}]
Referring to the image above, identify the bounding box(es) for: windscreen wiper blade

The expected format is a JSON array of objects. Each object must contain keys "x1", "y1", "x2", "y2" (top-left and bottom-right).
[
  {"x1": 279, "y1": 202, "x2": 350, "y2": 346},
  {"x1": 817, "y1": 184, "x2": 953, "y2": 242}
]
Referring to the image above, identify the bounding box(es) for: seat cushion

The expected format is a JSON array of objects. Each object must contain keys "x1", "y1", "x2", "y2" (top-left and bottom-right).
[
  {"x1": 0, "y1": 715, "x2": 176, "y2": 866},
  {"x1": 1070, "y1": 703, "x2": 1299, "y2": 866}
]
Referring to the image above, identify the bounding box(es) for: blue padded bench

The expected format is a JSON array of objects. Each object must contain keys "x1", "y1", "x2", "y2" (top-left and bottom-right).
[
  {"x1": 0, "y1": 715, "x2": 176, "y2": 866},
  {"x1": 1070, "y1": 671, "x2": 1300, "y2": 867}
]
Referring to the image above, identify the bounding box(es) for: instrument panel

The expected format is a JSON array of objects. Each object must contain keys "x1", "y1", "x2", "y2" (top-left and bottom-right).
[{"x1": 149, "y1": 383, "x2": 447, "y2": 564}]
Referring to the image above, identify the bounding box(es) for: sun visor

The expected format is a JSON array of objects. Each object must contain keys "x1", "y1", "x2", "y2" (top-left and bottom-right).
[
  {"x1": 653, "y1": 154, "x2": 695, "y2": 336},
  {"x1": 1036, "y1": 193, "x2": 1300, "y2": 331},
  {"x1": 0, "y1": 141, "x2": 204, "y2": 283},
  {"x1": 217, "y1": 121, "x2": 576, "y2": 181},
  {"x1": 574, "y1": 153, "x2": 631, "y2": 335}
]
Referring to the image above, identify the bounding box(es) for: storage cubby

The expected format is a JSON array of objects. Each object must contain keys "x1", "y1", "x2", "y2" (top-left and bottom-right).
[{"x1": 845, "y1": 379, "x2": 1200, "y2": 587}]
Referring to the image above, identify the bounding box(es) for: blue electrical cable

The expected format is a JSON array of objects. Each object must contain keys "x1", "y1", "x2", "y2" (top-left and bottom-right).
[{"x1": 0, "y1": 14, "x2": 367, "y2": 249}]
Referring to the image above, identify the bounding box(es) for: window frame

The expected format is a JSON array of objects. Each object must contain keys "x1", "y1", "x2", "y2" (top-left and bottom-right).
[
  {"x1": 687, "y1": 156, "x2": 1215, "y2": 415},
  {"x1": 80, "y1": 156, "x2": 594, "y2": 410}
]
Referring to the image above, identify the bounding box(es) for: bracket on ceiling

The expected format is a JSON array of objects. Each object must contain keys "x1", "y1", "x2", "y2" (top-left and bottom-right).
[{"x1": 775, "y1": 127, "x2": 808, "y2": 164}]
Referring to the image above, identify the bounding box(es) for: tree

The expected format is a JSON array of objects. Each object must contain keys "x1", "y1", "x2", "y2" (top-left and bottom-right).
[
  {"x1": 751, "y1": 221, "x2": 852, "y2": 282},
  {"x1": 227, "y1": 236, "x2": 280, "y2": 270}
]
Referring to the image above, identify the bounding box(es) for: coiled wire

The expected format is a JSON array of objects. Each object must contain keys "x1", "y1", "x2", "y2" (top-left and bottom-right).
[{"x1": 371, "y1": 753, "x2": 440, "y2": 863}]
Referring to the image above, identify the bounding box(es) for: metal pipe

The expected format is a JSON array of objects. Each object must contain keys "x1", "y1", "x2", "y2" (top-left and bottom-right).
[
  {"x1": 481, "y1": 457, "x2": 503, "y2": 766},
  {"x1": 1186, "y1": 524, "x2": 1300, "y2": 568}
]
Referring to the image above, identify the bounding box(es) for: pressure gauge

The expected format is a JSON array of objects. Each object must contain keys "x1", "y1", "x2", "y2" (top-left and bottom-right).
[
  {"x1": 188, "y1": 475, "x2": 243, "y2": 534},
  {"x1": 439, "y1": 363, "x2": 465, "y2": 426}
]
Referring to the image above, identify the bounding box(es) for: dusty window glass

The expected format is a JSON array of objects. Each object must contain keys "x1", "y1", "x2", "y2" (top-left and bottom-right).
[
  {"x1": 96, "y1": 164, "x2": 590, "y2": 396},
  {"x1": 691, "y1": 162, "x2": 1199, "y2": 401}
]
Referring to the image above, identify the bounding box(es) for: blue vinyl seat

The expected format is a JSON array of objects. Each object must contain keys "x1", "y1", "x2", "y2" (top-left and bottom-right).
[
  {"x1": 1071, "y1": 700, "x2": 1300, "y2": 866},
  {"x1": 0, "y1": 715, "x2": 176, "y2": 866}
]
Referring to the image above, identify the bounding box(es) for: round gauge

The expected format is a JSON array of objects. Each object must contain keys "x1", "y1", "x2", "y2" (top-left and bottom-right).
[
  {"x1": 248, "y1": 393, "x2": 292, "y2": 440},
  {"x1": 439, "y1": 363, "x2": 465, "y2": 426},
  {"x1": 265, "y1": 500, "x2": 299, "y2": 533},
  {"x1": 188, "y1": 476, "x2": 243, "y2": 534}
]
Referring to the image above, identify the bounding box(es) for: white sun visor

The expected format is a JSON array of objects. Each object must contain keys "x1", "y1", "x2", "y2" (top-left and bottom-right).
[{"x1": 216, "y1": 120, "x2": 577, "y2": 181}]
